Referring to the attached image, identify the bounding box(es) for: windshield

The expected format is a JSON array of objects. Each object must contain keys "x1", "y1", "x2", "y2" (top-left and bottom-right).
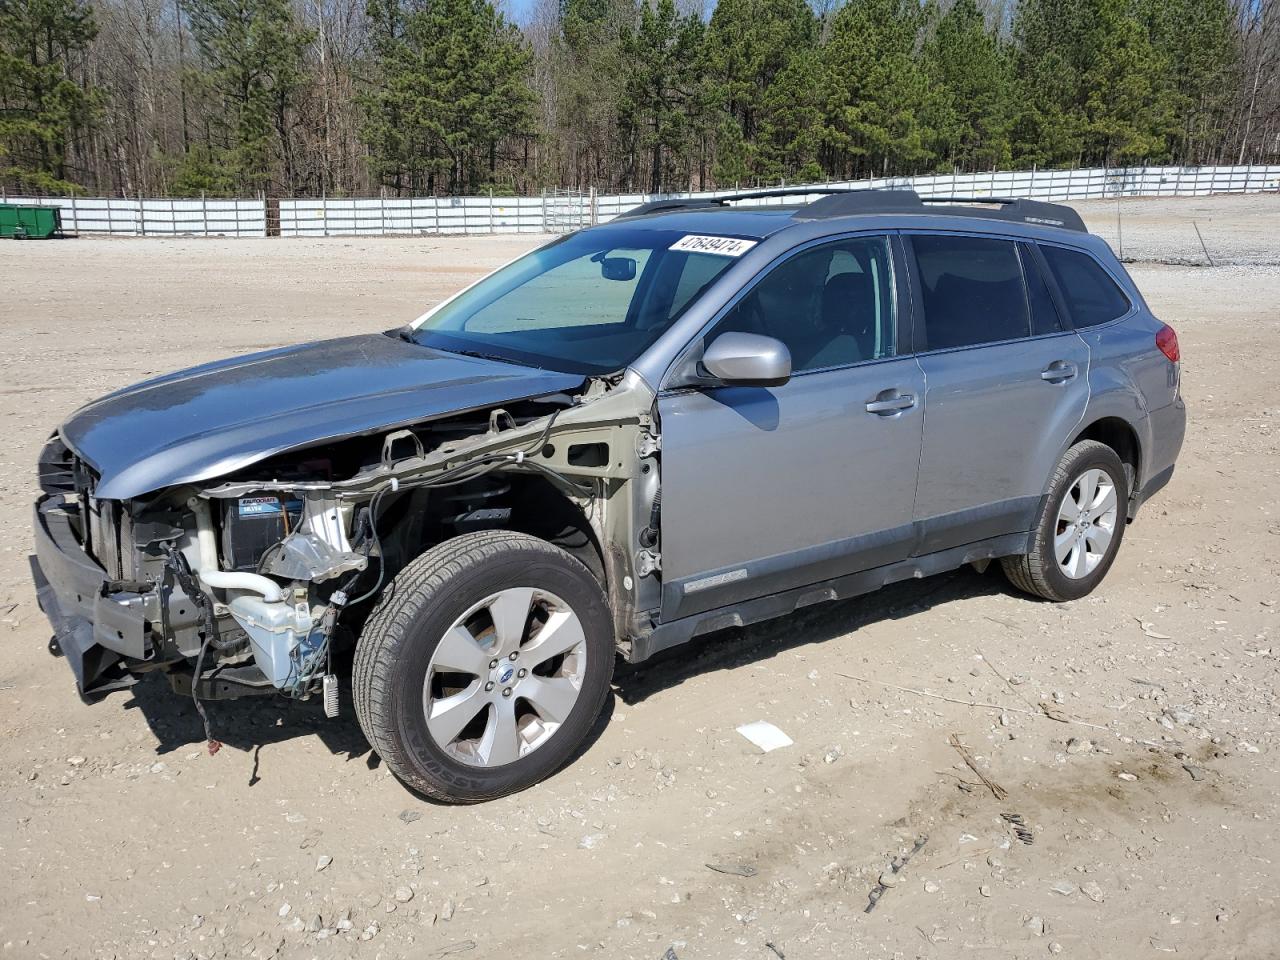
[{"x1": 409, "y1": 227, "x2": 752, "y2": 374}]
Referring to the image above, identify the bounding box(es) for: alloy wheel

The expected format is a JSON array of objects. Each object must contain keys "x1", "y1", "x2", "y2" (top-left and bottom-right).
[
  {"x1": 1054, "y1": 467, "x2": 1119, "y2": 579},
  {"x1": 422, "y1": 587, "x2": 588, "y2": 767}
]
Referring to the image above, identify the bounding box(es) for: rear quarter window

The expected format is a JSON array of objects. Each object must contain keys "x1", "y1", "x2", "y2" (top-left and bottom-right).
[{"x1": 1039, "y1": 245, "x2": 1132, "y2": 328}]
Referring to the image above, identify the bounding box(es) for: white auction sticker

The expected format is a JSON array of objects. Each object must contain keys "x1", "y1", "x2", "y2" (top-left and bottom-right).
[{"x1": 669, "y1": 234, "x2": 758, "y2": 257}]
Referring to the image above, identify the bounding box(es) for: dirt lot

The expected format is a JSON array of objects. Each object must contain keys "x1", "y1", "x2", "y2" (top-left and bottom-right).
[{"x1": 1, "y1": 194, "x2": 1277, "y2": 960}]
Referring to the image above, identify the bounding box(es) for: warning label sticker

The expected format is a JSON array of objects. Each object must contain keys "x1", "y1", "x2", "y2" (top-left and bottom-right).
[{"x1": 668, "y1": 234, "x2": 758, "y2": 257}]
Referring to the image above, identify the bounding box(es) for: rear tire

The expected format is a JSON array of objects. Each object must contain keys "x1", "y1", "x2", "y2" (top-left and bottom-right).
[
  {"x1": 353, "y1": 531, "x2": 614, "y2": 803},
  {"x1": 1001, "y1": 440, "x2": 1128, "y2": 602}
]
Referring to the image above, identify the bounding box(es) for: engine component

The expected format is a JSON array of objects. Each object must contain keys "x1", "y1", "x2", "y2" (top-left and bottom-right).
[
  {"x1": 260, "y1": 494, "x2": 366, "y2": 582},
  {"x1": 191, "y1": 498, "x2": 286, "y2": 602},
  {"x1": 221, "y1": 494, "x2": 302, "y2": 572},
  {"x1": 227, "y1": 593, "x2": 319, "y2": 689}
]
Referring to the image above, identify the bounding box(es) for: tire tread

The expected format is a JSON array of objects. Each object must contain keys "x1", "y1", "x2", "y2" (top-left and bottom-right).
[
  {"x1": 1000, "y1": 440, "x2": 1125, "y2": 602},
  {"x1": 352, "y1": 530, "x2": 610, "y2": 802}
]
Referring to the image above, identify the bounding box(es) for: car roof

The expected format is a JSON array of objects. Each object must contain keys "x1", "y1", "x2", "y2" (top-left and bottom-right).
[{"x1": 600, "y1": 188, "x2": 1091, "y2": 242}]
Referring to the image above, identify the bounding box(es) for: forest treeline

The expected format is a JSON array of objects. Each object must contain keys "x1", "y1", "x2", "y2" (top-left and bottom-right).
[{"x1": 2, "y1": 0, "x2": 1277, "y2": 197}]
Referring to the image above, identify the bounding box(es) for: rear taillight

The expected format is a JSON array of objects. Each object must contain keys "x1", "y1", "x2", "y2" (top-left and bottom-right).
[{"x1": 1156, "y1": 323, "x2": 1180, "y2": 363}]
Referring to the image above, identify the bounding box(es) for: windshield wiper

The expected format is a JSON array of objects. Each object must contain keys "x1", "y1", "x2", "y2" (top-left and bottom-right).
[
  {"x1": 450, "y1": 348, "x2": 532, "y2": 366},
  {"x1": 394, "y1": 325, "x2": 417, "y2": 343}
]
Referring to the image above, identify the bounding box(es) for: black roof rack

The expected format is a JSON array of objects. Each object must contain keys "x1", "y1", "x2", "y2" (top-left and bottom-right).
[
  {"x1": 614, "y1": 186, "x2": 863, "y2": 220},
  {"x1": 799, "y1": 190, "x2": 1087, "y2": 232},
  {"x1": 616, "y1": 187, "x2": 1085, "y2": 232}
]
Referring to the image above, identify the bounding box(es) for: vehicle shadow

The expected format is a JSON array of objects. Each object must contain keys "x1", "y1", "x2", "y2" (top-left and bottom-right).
[
  {"x1": 612, "y1": 563, "x2": 1021, "y2": 705},
  {"x1": 122, "y1": 670, "x2": 374, "y2": 770},
  {"x1": 121, "y1": 656, "x2": 617, "y2": 798},
  {"x1": 117, "y1": 564, "x2": 1014, "y2": 789}
]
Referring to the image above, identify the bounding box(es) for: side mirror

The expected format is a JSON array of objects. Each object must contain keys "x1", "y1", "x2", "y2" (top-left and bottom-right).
[
  {"x1": 700, "y1": 332, "x2": 791, "y2": 387},
  {"x1": 600, "y1": 256, "x2": 637, "y2": 281}
]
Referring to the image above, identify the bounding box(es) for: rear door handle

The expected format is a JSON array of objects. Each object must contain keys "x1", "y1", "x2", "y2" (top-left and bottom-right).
[
  {"x1": 1041, "y1": 361, "x2": 1078, "y2": 383},
  {"x1": 865, "y1": 390, "x2": 916, "y2": 415}
]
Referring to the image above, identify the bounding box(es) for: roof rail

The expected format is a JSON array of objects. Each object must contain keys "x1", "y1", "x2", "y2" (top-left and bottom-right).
[
  {"x1": 614, "y1": 187, "x2": 1086, "y2": 232},
  {"x1": 616, "y1": 197, "x2": 726, "y2": 219},
  {"x1": 799, "y1": 189, "x2": 1087, "y2": 232},
  {"x1": 614, "y1": 186, "x2": 862, "y2": 220}
]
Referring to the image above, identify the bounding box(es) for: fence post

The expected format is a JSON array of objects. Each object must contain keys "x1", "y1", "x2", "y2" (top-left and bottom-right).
[{"x1": 489, "y1": 188, "x2": 495, "y2": 234}]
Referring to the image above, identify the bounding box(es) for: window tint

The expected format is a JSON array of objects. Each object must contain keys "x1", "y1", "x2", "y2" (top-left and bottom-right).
[
  {"x1": 1039, "y1": 245, "x2": 1131, "y2": 328},
  {"x1": 712, "y1": 236, "x2": 895, "y2": 373},
  {"x1": 669, "y1": 253, "x2": 728, "y2": 320},
  {"x1": 466, "y1": 246, "x2": 653, "y2": 333},
  {"x1": 414, "y1": 227, "x2": 742, "y2": 375},
  {"x1": 1019, "y1": 243, "x2": 1064, "y2": 336},
  {"x1": 911, "y1": 235, "x2": 1030, "y2": 350}
]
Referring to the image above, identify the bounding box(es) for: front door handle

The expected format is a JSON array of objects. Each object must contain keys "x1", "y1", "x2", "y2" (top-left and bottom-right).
[
  {"x1": 1041, "y1": 361, "x2": 1078, "y2": 383},
  {"x1": 865, "y1": 390, "x2": 916, "y2": 415}
]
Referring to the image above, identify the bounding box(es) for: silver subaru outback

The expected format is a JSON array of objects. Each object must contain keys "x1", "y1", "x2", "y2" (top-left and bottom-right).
[{"x1": 31, "y1": 189, "x2": 1185, "y2": 801}]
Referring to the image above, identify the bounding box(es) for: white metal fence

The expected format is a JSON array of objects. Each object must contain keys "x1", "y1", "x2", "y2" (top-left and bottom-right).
[
  {"x1": 0, "y1": 195, "x2": 266, "y2": 236},
  {"x1": 5, "y1": 164, "x2": 1278, "y2": 238}
]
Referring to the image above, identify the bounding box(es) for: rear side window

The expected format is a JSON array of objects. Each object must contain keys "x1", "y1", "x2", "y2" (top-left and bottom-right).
[
  {"x1": 1039, "y1": 245, "x2": 1131, "y2": 328},
  {"x1": 911, "y1": 235, "x2": 1030, "y2": 350}
]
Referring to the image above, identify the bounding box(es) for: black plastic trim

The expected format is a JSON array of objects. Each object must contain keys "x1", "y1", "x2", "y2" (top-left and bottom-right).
[{"x1": 633, "y1": 532, "x2": 1030, "y2": 662}]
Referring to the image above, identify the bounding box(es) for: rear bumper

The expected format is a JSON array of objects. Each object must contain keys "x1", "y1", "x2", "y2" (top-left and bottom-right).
[
  {"x1": 1132, "y1": 397, "x2": 1185, "y2": 516},
  {"x1": 30, "y1": 496, "x2": 155, "y2": 700}
]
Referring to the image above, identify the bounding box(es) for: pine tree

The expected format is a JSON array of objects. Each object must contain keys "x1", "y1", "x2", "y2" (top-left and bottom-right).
[
  {"x1": 1012, "y1": 0, "x2": 1177, "y2": 167},
  {"x1": 703, "y1": 0, "x2": 817, "y2": 183},
  {"x1": 921, "y1": 0, "x2": 1015, "y2": 171},
  {"x1": 181, "y1": 0, "x2": 312, "y2": 191},
  {"x1": 0, "y1": 0, "x2": 99, "y2": 192},
  {"x1": 1140, "y1": 0, "x2": 1239, "y2": 163},
  {"x1": 756, "y1": 47, "x2": 824, "y2": 182},
  {"x1": 361, "y1": 0, "x2": 537, "y2": 194},
  {"x1": 818, "y1": 0, "x2": 942, "y2": 177},
  {"x1": 540, "y1": 0, "x2": 632, "y2": 188},
  {"x1": 618, "y1": 0, "x2": 705, "y2": 192}
]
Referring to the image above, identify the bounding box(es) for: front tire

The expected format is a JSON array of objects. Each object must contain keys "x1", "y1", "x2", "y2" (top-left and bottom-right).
[
  {"x1": 353, "y1": 531, "x2": 614, "y2": 802},
  {"x1": 1002, "y1": 440, "x2": 1128, "y2": 602}
]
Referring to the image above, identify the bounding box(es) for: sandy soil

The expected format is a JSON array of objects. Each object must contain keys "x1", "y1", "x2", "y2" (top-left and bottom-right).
[{"x1": 0, "y1": 195, "x2": 1277, "y2": 960}]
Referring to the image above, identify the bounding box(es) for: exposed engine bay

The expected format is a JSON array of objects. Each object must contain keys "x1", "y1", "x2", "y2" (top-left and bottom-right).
[{"x1": 34, "y1": 371, "x2": 663, "y2": 723}]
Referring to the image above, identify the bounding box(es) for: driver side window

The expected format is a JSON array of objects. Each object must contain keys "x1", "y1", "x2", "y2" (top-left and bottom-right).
[{"x1": 712, "y1": 236, "x2": 896, "y2": 373}]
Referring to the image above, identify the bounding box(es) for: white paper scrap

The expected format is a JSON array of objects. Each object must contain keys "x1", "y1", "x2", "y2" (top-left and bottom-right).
[{"x1": 736, "y1": 720, "x2": 794, "y2": 753}]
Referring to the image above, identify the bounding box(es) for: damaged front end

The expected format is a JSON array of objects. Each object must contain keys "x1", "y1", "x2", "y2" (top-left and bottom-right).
[
  {"x1": 32, "y1": 370, "x2": 663, "y2": 710},
  {"x1": 31, "y1": 439, "x2": 364, "y2": 704}
]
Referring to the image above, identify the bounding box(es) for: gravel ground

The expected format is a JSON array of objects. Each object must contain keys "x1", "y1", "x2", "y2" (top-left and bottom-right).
[{"x1": 0, "y1": 194, "x2": 1277, "y2": 960}]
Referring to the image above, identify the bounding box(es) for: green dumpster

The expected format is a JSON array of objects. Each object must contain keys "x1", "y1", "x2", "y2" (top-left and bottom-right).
[{"x1": 0, "y1": 204, "x2": 63, "y2": 239}]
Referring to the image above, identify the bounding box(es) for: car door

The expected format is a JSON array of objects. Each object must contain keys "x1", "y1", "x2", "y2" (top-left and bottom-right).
[
  {"x1": 657, "y1": 234, "x2": 925, "y2": 622},
  {"x1": 905, "y1": 233, "x2": 1091, "y2": 554}
]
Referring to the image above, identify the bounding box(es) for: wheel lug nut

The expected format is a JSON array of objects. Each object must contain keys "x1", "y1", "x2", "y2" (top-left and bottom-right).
[
  {"x1": 517, "y1": 668, "x2": 526, "y2": 678},
  {"x1": 484, "y1": 681, "x2": 494, "y2": 692},
  {"x1": 508, "y1": 652, "x2": 518, "y2": 661},
  {"x1": 502, "y1": 687, "x2": 512, "y2": 698},
  {"x1": 489, "y1": 659, "x2": 498, "y2": 669}
]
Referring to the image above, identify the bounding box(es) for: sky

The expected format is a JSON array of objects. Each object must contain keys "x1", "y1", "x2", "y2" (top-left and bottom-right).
[{"x1": 501, "y1": 0, "x2": 719, "y2": 26}]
